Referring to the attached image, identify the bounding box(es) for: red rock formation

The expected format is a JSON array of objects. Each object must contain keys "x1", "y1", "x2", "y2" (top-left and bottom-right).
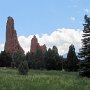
[
  {"x1": 30, "y1": 35, "x2": 38, "y2": 53},
  {"x1": 4, "y1": 16, "x2": 24, "y2": 54},
  {"x1": 41, "y1": 44, "x2": 47, "y2": 53},
  {"x1": 30, "y1": 35, "x2": 47, "y2": 53}
]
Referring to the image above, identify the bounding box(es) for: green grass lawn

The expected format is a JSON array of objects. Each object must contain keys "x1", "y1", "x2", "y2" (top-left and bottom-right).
[{"x1": 0, "y1": 68, "x2": 90, "y2": 90}]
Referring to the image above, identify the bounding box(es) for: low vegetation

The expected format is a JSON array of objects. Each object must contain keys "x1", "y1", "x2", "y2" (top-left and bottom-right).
[{"x1": 0, "y1": 68, "x2": 90, "y2": 90}]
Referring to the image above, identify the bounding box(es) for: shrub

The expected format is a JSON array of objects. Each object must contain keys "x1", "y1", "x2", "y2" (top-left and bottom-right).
[
  {"x1": 18, "y1": 60, "x2": 29, "y2": 75},
  {"x1": 79, "y1": 69, "x2": 90, "y2": 78}
]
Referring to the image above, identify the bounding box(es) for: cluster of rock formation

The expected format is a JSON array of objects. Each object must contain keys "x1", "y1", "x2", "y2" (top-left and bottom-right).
[
  {"x1": 30, "y1": 35, "x2": 47, "y2": 53},
  {"x1": 4, "y1": 16, "x2": 24, "y2": 54},
  {"x1": 4, "y1": 16, "x2": 47, "y2": 54}
]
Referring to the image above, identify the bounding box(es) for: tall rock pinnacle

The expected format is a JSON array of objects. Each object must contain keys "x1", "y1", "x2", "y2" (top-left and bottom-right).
[
  {"x1": 30, "y1": 35, "x2": 47, "y2": 53},
  {"x1": 4, "y1": 16, "x2": 24, "y2": 54}
]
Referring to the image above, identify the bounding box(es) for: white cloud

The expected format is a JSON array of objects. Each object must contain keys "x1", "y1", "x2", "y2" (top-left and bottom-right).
[
  {"x1": 70, "y1": 17, "x2": 76, "y2": 22},
  {"x1": 0, "y1": 43, "x2": 4, "y2": 52},
  {"x1": 0, "y1": 28, "x2": 82, "y2": 55},
  {"x1": 18, "y1": 35, "x2": 33, "y2": 53},
  {"x1": 18, "y1": 28, "x2": 82, "y2": 55},
  {"x1": 84, "y1": 8, "x2": 90, "y2": 13}
]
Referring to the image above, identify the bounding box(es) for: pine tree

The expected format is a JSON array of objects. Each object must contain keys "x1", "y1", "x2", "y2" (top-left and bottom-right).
[
  {"x1": 0, "y1": 51, "x2": 12, "y2": 67},
  {"x1": 18, "y1": 60, "x2": 29, "y2": 75},
  {"x1": 67, "y1": 44, "x2": 78, "y2": 71},
  {"x1": 45, "y1": 46, "x2": 62, "y2": 70},
  {"x1": 79, "y1": 15, "x2": 90, "y2": 77},
  {"x1": 12, "y1": 51, "x2": 25, "y2": 68}
]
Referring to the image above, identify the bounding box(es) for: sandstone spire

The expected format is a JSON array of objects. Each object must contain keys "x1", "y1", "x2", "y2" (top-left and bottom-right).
[
  {"x1": 30, "y1": 35, "x2": 38, "y2": 53},
  {"x1": 30, "y1": 35, "x2": 47, "y2": 53},
  {"x1": 4, "y1": 16, "x2": 24, "y2": 54}
]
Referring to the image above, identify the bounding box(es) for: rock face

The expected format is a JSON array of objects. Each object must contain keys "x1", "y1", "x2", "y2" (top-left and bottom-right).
[
  {"x1": 30, "y1": 35, "x2": 47, "y2": 53},
  {"x1": 4, "y1": 16, "x2": 24, "y2": 54}
]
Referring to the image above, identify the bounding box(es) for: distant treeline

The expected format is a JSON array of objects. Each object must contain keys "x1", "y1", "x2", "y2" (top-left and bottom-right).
[{"x1": 0, "y1": 45, "x2": 79, "y2": 72}]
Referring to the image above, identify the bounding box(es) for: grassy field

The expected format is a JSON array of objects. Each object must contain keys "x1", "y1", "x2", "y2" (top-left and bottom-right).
[{"x1": 0, "y1": 68, "x2": 90, "y2": 90}]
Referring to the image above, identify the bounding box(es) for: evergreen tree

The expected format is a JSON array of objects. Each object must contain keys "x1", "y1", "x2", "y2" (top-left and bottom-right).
[
  {"x1": 18, "y1": 60, "x2": 29, "y2": 75},
  {"x1": 45, "y1": 46, "x2": 62, "y2": 70},
  {"x1": 25, "y1": 52, "x2": 35, "y2": 69},
  {"x1": 67, "y1": 44, "x2": 78, "y2": 71},
  {"x1": 0, "y1": 51, "x2": 12, "y2": 67},
  {"x1": 26, "y1": 49, "x2": 46, "y2": 69},
  {"x1": 34, "y1": 49, "x2": 44, "y2": 69},
  {"x1": 79, "y1": 15, "x2": 90, "y2": 77},
  {"x1": 52, "y1": 46, "x2": 62, "y2": 70},
  {"x1": 12, "y1": 51, "x2": 25, "y2": 68}
]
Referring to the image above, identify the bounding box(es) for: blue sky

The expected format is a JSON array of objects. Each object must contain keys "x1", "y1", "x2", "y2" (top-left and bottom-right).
[{"x1": 0, "y1": 0, "x2": 90, "y2": 54}]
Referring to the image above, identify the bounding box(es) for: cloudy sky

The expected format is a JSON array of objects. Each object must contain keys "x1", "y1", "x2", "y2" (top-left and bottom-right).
[{"x1": 0, "y1": 0, "x2": 90, "y2": 55}]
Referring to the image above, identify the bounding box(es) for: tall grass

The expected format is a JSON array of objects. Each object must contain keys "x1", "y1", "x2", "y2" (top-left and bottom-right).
[{"x1": 0, "y1": 68, "x2": 90, "y2": 90}]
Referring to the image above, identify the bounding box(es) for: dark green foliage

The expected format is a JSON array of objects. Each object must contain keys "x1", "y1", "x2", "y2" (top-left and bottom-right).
[
  {"x1": 45, "y1": 48, "x2": 56, "y2": 70},
  {"x1": 12, "y1": 51, "x2": 25, "y2": 68},
  {"x1": 26, "y1": 46, "x2": 62, "y2": 70},
  {"x1": 18, "y1": 60, "x2": 29, "y2": 75},
  {"x1": 26, "y1": 49, "x2": 46, "y2": 69},
  {"x1": 34, "y1": 49, "x2": 45, "y2": 69},
  {"x1": 79, "y1": 60, "x2": 90, "y2": 78},
  {"x1": 79, "y1": 15, "x2": 90, "y2": 77},
  {"x1": 62, "y1": 59, "x2": 68, "y2": 71},
  {"x1": 67, "y1": 44, "x2": 78, "y2": 71},
  {"x1": 26, "y1": 52, "x2": 34, "y2": 68},
  {"x1": 45, "y1": 46, "x2": 62, "y2": 70},
  {"x1": 0, "y1": 51, "x2": 12, "y2": 67}
]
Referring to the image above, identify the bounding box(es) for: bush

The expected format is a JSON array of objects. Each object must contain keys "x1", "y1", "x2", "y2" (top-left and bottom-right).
[
  {"x1": 79, "y1": 70, "x2": 90, "y2": 78},
  {"x1": 18, "y1": 60, "x2": 29, "y2": 75}
]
